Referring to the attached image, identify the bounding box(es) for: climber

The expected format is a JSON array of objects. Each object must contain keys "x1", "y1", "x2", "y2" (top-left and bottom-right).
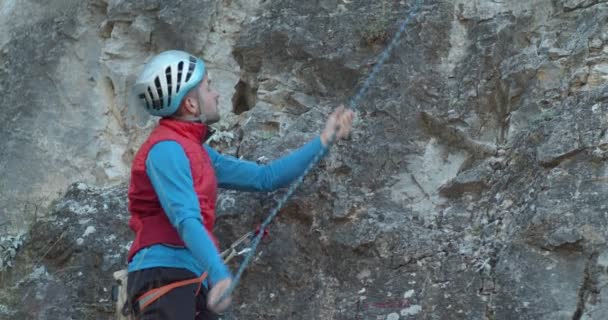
[{"x1": 125, "y1": 50, "x2": 354, "y2": 320}]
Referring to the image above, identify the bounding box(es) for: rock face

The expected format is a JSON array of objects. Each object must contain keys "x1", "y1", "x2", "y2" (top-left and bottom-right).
[
  {"x1": 0, "y1": 0, "x2": 255, "y2": 233},
  {"x1": 0, "y1": 183, "x2": 129, "y2": 319},
  {"x1": 2, "y1": 0, "x2": 608, "y2": 319}
]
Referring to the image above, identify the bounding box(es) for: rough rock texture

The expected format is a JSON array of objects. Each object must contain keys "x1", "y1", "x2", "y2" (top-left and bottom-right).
[
  {"x1": 0, "y1": 183, "x2": 129, "y2": 319},
  {"x1": 2, "y1": 0, "x2": 608, "y2": 319},
  {"x1": 0, "y1": 0, "x2": 256, "y2": 233}
]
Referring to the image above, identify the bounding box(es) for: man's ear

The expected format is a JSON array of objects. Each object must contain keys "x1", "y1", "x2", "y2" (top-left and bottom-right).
[{"x1": 182, "y1": 96, "x2": 198, "y2": 114}]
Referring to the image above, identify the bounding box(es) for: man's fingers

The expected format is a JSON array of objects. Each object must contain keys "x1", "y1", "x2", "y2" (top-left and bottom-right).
[
  {"x1": 207, "y1": 290, "x2": 220, "y2": 307},
  {"x1": 338, "y1": 110, "x2": 354, "y2": 138},
  {"x1": 326, "y1": 105, "x2": 354, "y2": 140},
  {"x1": 340, "y1": 122, "x2": 350, "y2": 137},
  {"x1": 206, "y1": 278, "x2": 233, "y2": 313},
  {"x1": 336, "y1": 120, "x2": 345, "y2": 138},
  {"x1": 208, "y1": 294, "x2": 230, "y2": 313},
  {"x1": 209, "y1": 296, "x2": 231, "y2": 313},
  {"x1": 334, "y1": 105, "x2": 345, "y2": 117}
]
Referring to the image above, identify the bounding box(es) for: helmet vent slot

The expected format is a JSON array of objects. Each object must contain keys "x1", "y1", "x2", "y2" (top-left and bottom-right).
[
  {"x1": 186, "y1": 56, "x2": 196, "y2": 82},
  {"x1": 176, "y1": 61, "x2": 184, "y2": 93},
  {"x1": 165, "y1": 66, "x2": 172, "y2": 107},
  {"x1": 138, "y1": 93, "x2": 150, "y2": 110},
  {"x1": 147, "y1": 87, "x2": 160, "y2": 110},
  {"x1": 154, "y1": 77, "x2": 164, "y2": 109}
]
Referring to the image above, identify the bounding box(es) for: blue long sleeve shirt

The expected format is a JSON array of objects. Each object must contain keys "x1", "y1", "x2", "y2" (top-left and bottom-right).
[{"x1": 128, "y1": 136, "x2": 327, "y2": 285}]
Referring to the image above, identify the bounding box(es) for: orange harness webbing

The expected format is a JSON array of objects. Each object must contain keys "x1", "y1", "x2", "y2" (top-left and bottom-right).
[{"x1": 135, "y1": 272, "x2": 208, "y2": 313}]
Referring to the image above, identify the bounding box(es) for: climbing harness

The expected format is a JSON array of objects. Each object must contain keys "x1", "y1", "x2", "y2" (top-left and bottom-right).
[
  {"x1": 113, "y1": 271, "x2": 208, "y2": 318},
  {"x1": 112, "y1": 230, "x2": 259, "y2": 319},
  {"x1": 223, "y1": 0, "x2": 424, "y2": 300},
  {"x1": 135, "y1": 272, "x2": 208, "y2": 313}
]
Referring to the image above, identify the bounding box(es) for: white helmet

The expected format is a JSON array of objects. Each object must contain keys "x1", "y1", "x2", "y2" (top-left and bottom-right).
[{"x1": 133, "y1": 50, "x2": 206, "y2": 117}]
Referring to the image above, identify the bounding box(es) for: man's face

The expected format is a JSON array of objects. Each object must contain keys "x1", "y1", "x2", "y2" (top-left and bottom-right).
[{"x1": 195, "y1": 75, "x2": 220, "y2": 124}]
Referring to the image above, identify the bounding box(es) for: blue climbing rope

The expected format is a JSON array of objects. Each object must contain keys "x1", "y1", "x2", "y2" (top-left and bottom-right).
[
  {"x1": 223, "y1": 0, "x2": 424, "y2": 299},
  {"x1": 348, "y1": 0, "x2": 423, "y2": 112}
]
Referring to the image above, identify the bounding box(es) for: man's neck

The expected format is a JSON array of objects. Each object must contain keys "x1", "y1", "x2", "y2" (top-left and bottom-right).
[{"x1": 169, "y1": 115, "x2": 203, "y2": 123}]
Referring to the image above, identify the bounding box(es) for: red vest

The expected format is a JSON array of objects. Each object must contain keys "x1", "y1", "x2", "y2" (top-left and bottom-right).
[{"x1": 127, "y1": 118, "x2": 218, "y2": 262}]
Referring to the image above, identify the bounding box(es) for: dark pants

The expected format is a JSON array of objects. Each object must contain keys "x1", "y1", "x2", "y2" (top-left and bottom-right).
[{"x1": 127, "y1": 267, "x2": 219, "y2": 320}]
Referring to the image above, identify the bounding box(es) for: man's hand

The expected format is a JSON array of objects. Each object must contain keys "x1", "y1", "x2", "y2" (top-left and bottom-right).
[
  {"x1": 207, "y1": 278, "x2": 232, "y2": 314},
  {"x1": 320, "y1": 105, "x2": 355, "y2": 146}
]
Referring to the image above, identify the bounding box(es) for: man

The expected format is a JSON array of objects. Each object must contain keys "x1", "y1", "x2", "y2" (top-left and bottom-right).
[{"x1": 126, "y1": 50, "x2": 354, "y2": 319}]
